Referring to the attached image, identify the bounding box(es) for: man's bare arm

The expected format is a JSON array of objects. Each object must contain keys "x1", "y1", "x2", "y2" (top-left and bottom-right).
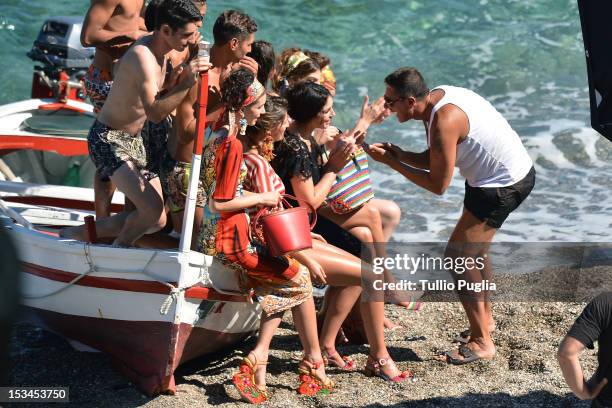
[
  {"x1": 367, "y1": 111, "x2": 457, "y2": 195},
  {"x1": 557, "y1": 336, "x2": 609, "y2": 400},
  {"x1": 175, "y1": 85, "x2": 199, "y2": 144},
  {"x1": 137, "y1": 51, "x2": 209, "y2": 124},
  {"x1": 394, "y1": 147, "x2": 430, "y2": 169},
  {"x1": 81, "y1": 0, "x2": 144, "y2": 47}
]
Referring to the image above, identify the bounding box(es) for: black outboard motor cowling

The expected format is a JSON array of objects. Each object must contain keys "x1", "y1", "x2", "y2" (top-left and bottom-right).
[
  {"x1": 27, "y1": 17, "x2": 94, "y2": 101},
  {"x1": 27, "y1": 16, "x2": 94, "y2": 72}
]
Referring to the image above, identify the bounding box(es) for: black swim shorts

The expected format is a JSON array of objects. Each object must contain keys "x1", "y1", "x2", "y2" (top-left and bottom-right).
[{"x1": 464, "y1": 166, "x2": 535, "y2": 229}]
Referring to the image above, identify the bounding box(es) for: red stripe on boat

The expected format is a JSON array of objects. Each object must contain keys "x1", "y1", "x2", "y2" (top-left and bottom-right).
[
  {"x1": 22, "y1": 261, "x2": 248, "y2": 302},
  {"x1": 0, "y1": 136, "x2": 88, "y2": 156}
]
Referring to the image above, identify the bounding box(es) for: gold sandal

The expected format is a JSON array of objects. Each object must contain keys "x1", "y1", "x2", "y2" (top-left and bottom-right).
[
  {"x1": 364, "y1": 355, "x2": 414, "y2": 382},
  {"x1": 322, "y1": 348, "x2": 356, "y2": 371}
]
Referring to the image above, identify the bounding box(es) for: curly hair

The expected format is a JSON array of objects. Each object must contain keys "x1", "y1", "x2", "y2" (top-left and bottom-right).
[
  {"x1": 221, "y1": 68, "x2": 255, "y2": 112},
  {"x1": 286, "y1": 81, "x2": 330, "y2": 123},
  {"x1": 272, "y1": 47, "x2": 321, "y2": 94},
  {"x1": 213, "y1": 10, "x2": 258, "y2": 45},
  {"x1": 155, "y1": 0, "x2": 203, "y2": 31}
]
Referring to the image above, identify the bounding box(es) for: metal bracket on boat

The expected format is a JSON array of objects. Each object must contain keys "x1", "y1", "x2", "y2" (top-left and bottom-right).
[{"x1": 0, "y1": 198, "x2": 33, "y2": 230}]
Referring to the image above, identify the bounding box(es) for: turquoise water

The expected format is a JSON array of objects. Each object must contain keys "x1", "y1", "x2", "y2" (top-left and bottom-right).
[{"x1": 1, "y1": 0, "x2": 611, "y2": 242}]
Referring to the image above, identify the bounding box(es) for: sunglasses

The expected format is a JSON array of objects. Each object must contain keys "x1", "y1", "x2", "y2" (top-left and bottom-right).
[{"x1": 383, "y1": 95, "x2": 405, "y2": 108}]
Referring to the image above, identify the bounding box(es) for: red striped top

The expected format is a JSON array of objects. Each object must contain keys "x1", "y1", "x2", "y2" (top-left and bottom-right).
[{"x1": 244, "y1": 152, "x2": 286, "y2": 196}]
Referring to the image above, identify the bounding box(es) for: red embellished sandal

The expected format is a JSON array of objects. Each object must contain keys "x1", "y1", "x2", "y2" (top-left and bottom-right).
[
  {"x1": 322, "y1": 348, "x2": 356, "y2": 371},
  {"x1": 297, "y1": 358, "x2": 334, "y2": 396},
  {"x1": 364, "y1": 356, "x2": 415, "y2": 383},
  {"x1": 232, "y1": 352, "x2": 269, "y2": 404}
]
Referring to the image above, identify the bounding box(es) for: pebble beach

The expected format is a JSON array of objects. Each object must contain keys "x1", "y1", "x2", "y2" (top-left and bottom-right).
[{"x1": 8, "y1": 298, "x2": 599, "y2": 408}]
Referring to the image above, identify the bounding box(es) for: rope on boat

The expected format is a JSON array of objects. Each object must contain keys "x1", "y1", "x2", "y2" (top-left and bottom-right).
[
  {"x1": 22, "y1": 241, "x2": 213, "y2": 312},
  {"x1": 22, "y1": 243, "x2": 97, "y2": 299}
]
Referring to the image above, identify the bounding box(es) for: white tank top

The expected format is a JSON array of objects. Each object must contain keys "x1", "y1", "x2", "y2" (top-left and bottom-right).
[{"x1": 427, "y1": 85, "x2": 533, "y2": 187}]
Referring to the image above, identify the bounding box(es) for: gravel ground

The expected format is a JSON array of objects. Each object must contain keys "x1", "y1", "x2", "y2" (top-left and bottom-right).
[{"x1": 6, "y1": 298, "x2": 600, "y2": 408}]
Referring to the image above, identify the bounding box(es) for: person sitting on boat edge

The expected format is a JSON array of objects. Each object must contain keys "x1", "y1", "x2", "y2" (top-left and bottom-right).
[
  {"x1": 61, "y1": 0, "x2": 210, "y2": 247},
  {"x1": 198, "y1": 69, "x2": 333, "y2": 403},
  {"x1": 81, "y1": 0, "x2": 148, "y2": 219},
  {"x1": 159, "y1": 9, "x2": 258, "y2": 248},
  {"x1": 271, "y1": 82, "x2": 414, "y2": 382},
  {"x1": 558, "y1": 292, "x2": 611, "y2": 407},
  {"x1": 367, "y1": 67, "x2": 535, "y2": 365}
]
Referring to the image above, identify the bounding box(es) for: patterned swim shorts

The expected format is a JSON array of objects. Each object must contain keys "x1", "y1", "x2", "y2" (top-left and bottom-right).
[
  {"x1": 161, "y1": 157, "x2": 207, "y2": 213},
  {"x1": 87, "y1": 119, "x2": 148, "y2": 181},
  {"x1": 141, "y1": 117, "x2": 172, "y2": 181},
  {"x1": 84, "y1": 65, "x2": 113, "y2": 113}
]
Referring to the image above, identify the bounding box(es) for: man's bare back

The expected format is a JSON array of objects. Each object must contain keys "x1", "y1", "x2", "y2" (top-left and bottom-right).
[{"x1": 82, "y1": 0, "x2": 147, "y2": 74}]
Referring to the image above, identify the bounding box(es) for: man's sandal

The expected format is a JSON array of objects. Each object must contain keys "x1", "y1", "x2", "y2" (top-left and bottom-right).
[
  {"x1": 444, "y1": 344, "x2": 493, "y2": 365},
  {"x1": 452, "y1": 328, "x2": 496, "y2": 344},
  {"x1": 322, "y1": 348, "x2": 356, "y2": 371},
  {"x1": 364, "y1": 356, "x2": 415, "y2": 382},
  {"x1": 232, "y1": 352, "x2": 269, "y2": 404},
  {"x1": 297, "y1": 358, "x2": 334, "y2": 396}
]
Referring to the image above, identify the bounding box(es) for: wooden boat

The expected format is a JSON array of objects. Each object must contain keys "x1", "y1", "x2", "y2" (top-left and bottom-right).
[{"x1": 0, "y1": 17, "x2": 259, "y2": 396}]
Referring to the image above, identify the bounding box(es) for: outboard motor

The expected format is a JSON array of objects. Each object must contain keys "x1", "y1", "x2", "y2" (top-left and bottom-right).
[{"x1": 27, "y1": 17, "x2": 94, "y2": 102}]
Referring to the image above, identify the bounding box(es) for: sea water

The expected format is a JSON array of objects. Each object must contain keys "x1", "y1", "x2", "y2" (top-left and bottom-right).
[{"x1": 0, "y1": 0, "x2": 609, "y2": 243}]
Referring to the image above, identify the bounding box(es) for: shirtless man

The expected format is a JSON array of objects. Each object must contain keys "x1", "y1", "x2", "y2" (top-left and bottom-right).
[
  {"x1": 161, "y1": 10, "x2": 258, "y2": 247},
  {"x1": 81, "y1": 0, "x2": 148, "y2": 218},
  {"x1": 63, "y1": 0, "x2": 210, "y2": 247}
]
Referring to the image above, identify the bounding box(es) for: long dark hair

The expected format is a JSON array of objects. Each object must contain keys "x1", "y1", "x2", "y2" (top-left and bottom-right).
[{"x1": 248, "y1": 40, "x2": 275, "y2": 88}]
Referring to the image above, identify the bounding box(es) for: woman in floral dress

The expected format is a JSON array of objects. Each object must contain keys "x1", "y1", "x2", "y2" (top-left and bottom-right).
[{"x1": 197, "y1": 69, "x2": 332, "y2": 404}]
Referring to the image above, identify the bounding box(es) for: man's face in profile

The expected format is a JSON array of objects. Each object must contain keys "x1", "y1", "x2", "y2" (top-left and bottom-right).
[
  {"x1": 166, "y1": 22, "x2": 199, "y2": 52},
  {"x1": 235, "y1": 33, "x2": 255, "y2": 60}
]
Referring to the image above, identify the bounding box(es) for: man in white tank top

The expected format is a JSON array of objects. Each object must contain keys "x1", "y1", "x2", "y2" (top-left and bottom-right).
[{"x1": 367, "y1": 67, "x2": 535, "y2": 365}]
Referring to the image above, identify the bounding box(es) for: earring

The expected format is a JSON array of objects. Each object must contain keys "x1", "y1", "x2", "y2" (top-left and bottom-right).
[
  {"x1": 228, "y1": 110, "x2": 236, "y2": 135},
  {"x1": 239, "y1": 118, "x2": 247, "y2": 136},
  {"x1": 261, "y1": 135, "x2": 275, "y2": 162}
]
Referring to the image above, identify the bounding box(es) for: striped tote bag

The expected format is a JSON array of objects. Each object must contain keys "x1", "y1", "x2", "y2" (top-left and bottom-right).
[{"x1": 326, "y1": 147, "x2": 375, "y2": 214}]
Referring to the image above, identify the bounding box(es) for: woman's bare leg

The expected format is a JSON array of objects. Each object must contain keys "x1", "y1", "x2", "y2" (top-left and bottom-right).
[
  {"x1": 292, "y1": 297, "x2": 328, "y2": 380},
  {"x1": 248, "y1": 312, "x2": 283, "y2": 387},
  {"x1": 306, "y1": 241, "x2": 403, "y2": 378},
  {"x1": 319, "y1": 204, "x2": 387, "y2": 259},
  {"x1": 369, "y1": 198, "x2": 401, "y2": 241}
]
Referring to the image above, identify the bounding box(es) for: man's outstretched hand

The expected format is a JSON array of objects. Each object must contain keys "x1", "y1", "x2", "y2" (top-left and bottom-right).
[{"x1": 365, "y1": 142, "x2": 402, "y2": 165}]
